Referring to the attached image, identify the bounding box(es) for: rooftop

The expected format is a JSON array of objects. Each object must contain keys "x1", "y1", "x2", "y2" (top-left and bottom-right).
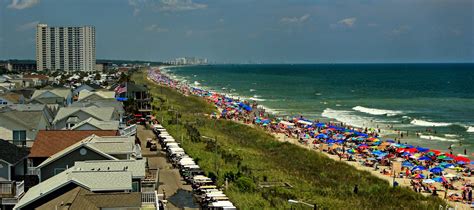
[
  {"x1": 29, "y1": 130, "x2": 118, "y2": 158},
  {"x1": 0, "y1": 139, "x2": 29, "y2": 165}
]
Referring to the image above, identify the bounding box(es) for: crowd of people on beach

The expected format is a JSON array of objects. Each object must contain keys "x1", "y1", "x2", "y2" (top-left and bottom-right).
[{"x1": 147, "y1": 67, "x2": 474, "y2": 205}]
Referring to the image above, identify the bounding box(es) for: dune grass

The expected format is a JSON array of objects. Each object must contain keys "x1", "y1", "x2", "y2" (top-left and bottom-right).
[{"x1": 132, "y1": 70, "x2": 446, "y2": 209}]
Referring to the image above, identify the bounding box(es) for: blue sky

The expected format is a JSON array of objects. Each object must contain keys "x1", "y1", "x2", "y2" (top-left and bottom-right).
[{"x1": 0, "y1": 0, "x2": 472, "y2": 63}]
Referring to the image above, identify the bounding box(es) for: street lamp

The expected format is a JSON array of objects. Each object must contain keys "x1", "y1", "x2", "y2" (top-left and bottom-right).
[{"x1": 288, "y1": 199, "x2": 317, "y2": 209}]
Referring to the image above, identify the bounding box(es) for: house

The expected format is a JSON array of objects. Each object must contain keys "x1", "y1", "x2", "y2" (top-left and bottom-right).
[
  {"x1": 0, "y1": 93, "x2": 25, "y2": 105},
  {"x1": 77, "y1": 90, "x2": 115, "y2": 102},
  {"x1": 28, "y1": 130, "x2": 119, "y2": 167},
  {"x1": 30, "y1": 89, "x2": 72, "y2": 106},
  {"x1": 69, "y1": 99, "x2": 126, "y2": 124},
  {"x1": 70, "y1": 118, "x2": 119, "y2": 131},
  {"x1": 115, "y1": 82, "x2": 152, "y2": 116},
  {"x1": 0, "y1": 140, "x2": 29, "y2": 209},
  {"x1": 34, "y1": 135, "x2": 139, "y2": 181},
  {"x1": 52, "y1": 107, "x2": 119, "y2": 130},
  {"x1": 0, "y1": 107, "x2": 51, "y2": 147},
  {"x1": 14, "y1": 168, "x2": 139, "y2": 210},
  {"x1": 72, "y1": 84, "x2": 98, "y2": 97},
  {"x1": 0, "y1": 104, "x2": 55, "y2": 125},
  {"x1": 21, "y1": 75, "x2": 49, "y2": 87}
]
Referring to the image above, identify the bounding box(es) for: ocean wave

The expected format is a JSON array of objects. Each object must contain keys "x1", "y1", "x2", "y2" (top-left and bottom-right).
[
  {"x1": 322, "y1": 108, "x2": 370, "y2": 128},
  {"x1": 444, "y1": 134, "x2": 459, "y2": 138},
  {"x1": 249, "y1": 97, "x2": 266, "y2": 102},
  {"x1": 419, "y1": 135, "x2": 458, "y2": 142},
  {"x1": 257, "y1": 105, "x2": 282, "y2": 114},
  {"x1": 467, "y1": 126, "x2": 474, "y2": 133},
  {"x1": 249, "y1": 89, "x2": 256, "y2": 92},
  {"x1": 410, "y1": 119, "x2": 452, "y2": 127},
  {"x1": 352, "y1": 106, "x2": 403, "y2": 116}
]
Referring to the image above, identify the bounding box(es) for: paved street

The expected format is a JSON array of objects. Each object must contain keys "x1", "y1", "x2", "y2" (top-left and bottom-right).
[{"x1": 137, "y1": 125, "x2": 196, "y2": 210}]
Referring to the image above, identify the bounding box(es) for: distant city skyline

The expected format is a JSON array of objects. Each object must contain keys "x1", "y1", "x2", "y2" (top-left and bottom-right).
[{"x1": 0, "y1": 0, "x2": 473, "y2": 63}]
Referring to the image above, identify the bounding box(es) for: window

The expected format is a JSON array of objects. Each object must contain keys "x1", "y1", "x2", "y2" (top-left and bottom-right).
[
  {"x1": 132, "y1": 181, "x2": 140, "y2": 192},
  {"x1": 13, "y1": 130, "x2": 26, "y2": 146}
]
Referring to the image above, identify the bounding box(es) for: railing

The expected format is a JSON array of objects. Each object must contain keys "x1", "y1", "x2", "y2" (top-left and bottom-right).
[
  {"x1": 16, "y1": 180, "x2": 24, "y2": 197},
  {"x1": 0, "y1": 180, "x2": 24, "y2": 198},
  {"x1": 28, "y1": 167, "x2": 39, "y2": 176},
  {"x1": 0, "y1": 182, "x2": 13, "y2": 195},
  {"x1": 142, "y1": 190, "x2": 160, "y2": 209},
  {"x1": 142, "y1": 191, "x2": 156, "y2": 204},
  {"x1": 120, "y1": 124, "x2": 137, "y2": 136}
]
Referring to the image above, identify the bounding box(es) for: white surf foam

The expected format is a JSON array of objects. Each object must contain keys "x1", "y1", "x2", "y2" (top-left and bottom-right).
[
  {"x1": 419, "y1": 135, "x2": 458, "y2": 142},
  {"x1": 249, "y1": 89, "x2": 256, "y2": 92},
  {"x1": 352, "y1": 106, "x2": 403, "y2": 116},
  {"x1": 444, "y1": 134, "x2": 459, "y2": 138},
  {"x1": 249, "y1": 97, "x2": 266, "y2": 102},
  {"x1": 410, "y1": 119, "x2": 452, "y2": 127},
  {"x1": 466, "y1": 126, "x2": 474, "y2": 133},
  {"x1": 322, "y1": 108, "x2": 371, "y2": 128}
]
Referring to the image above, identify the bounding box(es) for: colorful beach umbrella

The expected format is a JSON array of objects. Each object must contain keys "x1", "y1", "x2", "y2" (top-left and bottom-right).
[
  {"x1": 412, "y1": 166, "x2": 426, "y2": 171},
  {"x1": 414, "y1": 174, "x2": 425, "y2": 179},
  {"x1": 430, "y1": 167, "x2": 443, "y2": 174},
  {"x1": 422, "y1": 179, "x2": 435, "y2": 184},
  {"x1": 418, "y1": 156, "x2": 431, "y2": 161}
]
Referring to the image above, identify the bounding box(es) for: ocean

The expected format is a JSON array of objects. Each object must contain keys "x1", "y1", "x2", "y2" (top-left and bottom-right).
[{"x1": 163, "y1": 63, "x2": 474, "y2": 156}]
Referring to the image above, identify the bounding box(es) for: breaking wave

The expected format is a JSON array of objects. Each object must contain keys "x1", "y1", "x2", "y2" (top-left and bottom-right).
[
  {"x1": 419, "y1": 135, "x2": 458, "y2": 142},
  {"x1": 352, "y1": 106, "x2": 403, "y2": 116},
  {"x1": 410, "y1": 119, "x2": 452, "y2": 127}
]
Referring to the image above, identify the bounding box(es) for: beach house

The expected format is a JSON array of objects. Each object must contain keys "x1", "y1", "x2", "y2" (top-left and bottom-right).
[
  {"x1": 0, "y1": 140, "x2": 29, "y2": 209},
  {"x1": 33, "y1": 135, "x2": 139, "y2": 182},
  {"x1": 52, "y1": 106, "x2": 119, "y2": 130},
  {"x1": 30, "y1": 89, "x2": 72, "y2": 106}
]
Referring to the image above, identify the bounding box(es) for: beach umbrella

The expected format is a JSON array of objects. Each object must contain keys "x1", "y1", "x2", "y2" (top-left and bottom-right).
[
  {"x1": 430, "y1": 167, "x2": 443, "y2": 174},
  {"x1": 412, "y1": 166, "x2": 426, "y2": 171},
  {"x1": 316, "y1": 134, "x2": 328, "y2": 139},
  {"x1": 386, "y1": 139, "x2": 395, "y2": 143},
  {"x1": 358, "y1": 144, "x2": 369, "y2": 149},
  {"x1": 457, "y1": 161, "x2": 466, "y2": 165},
  {"x1": 443, "y1": 157, "x2": 454, "y2": 161},
  {"x1": 455, "y1": 156, "x2": 470, "y2": 163},
  {"x1": 416, "y1": 147, "x2": 430, "y2": 153},
  {"x1": 437, "y1": 155, "x2": 447, "y2": 160},
  {"x1": 402, "y1": 161, "x2": 414, "y2": 167},
  {"x1": 418, "y1": 156, "x2": 431, "y2": 161},
  {"x1": 433, "y1": 177, "x2": 444, "y2": 183},
  {"x1": 423, "y1": 179, "x2": 436, "y2": 184},
  {"x1": 414, "y1": 174, "x2": 425, "y2": 179}
]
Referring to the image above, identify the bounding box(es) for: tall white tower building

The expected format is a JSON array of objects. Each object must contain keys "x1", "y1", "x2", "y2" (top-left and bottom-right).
[{"x1": 36, "y1": 24, "x2": 96, "y2": 72}]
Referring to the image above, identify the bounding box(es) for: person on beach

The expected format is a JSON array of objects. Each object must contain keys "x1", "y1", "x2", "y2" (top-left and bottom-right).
[{"x1": 353, "y1": 184, "x2": 358, "y2": 194}]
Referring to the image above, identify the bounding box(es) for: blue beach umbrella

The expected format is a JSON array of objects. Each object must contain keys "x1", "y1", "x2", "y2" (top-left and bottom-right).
[
  {"x1": 412, "y1": 166, "x2": 426, "y2": 171},
  {"x1": 430, "y1": 167, "x2": 443, "y2": 174},
  {"x1": 418, "y1": 156, "x2": 431, "y2": 161},
  {"x1": 433, "y1": 177, "x2": 444, "y2": 183},
  {"x1": 316, "y1": 134, "x2": 328, "y2": 139},
  {"x1": 402, "y1": 161, "x2": 414, "y2": 167},
  {"x1": 416, "y1": 147, "x2": 429, "y2": 153}
]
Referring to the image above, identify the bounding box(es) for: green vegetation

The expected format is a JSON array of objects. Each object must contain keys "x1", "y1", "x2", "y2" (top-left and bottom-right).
[{"x1": 132, "y1": 70, "x2": 446, "y2": 209}]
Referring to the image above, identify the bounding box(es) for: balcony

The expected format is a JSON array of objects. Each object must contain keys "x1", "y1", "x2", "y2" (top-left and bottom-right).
[{"x1": 0, "y1": 180, "x2": 25, "y2": 199}]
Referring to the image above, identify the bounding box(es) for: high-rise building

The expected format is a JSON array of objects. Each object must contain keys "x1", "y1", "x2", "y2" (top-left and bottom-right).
[{"x1": 36, "y1": 24, "x2": 96, "y2": 72}]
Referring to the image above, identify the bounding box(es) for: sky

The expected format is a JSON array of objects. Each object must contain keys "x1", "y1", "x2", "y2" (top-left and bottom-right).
[{"x1": 0, "y1": 0, "x2": 473, "y2": 63}]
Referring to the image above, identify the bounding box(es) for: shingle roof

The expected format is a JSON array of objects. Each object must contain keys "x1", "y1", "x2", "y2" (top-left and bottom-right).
[
  {"x1": 78, "y1": 90, "x2": 115, "y2": 101},
  {"x1": 0, "y1": 139, "x2": 29, "y2": 164},
  {"x1": 31, "y1": 89, "x2": 71, "y2": 100},
  {"x1": 14, "y1": 169, "x2": 133, "y2": 210},
  {"x1": 0, "y1": 92, "x2": 23, "y2": 103},
  {"x1": 74, "y1": 159, "x2": 147, "y2": 179},
  {"x1": 29, "y1": 130, "x2": 119, "y2": 158},
  {"x1": 0, "y1": 110, "x2": 44, "y2": 130},
  {"x1": 53, "y1": 107, "x2": 116, "y2": 124},
  {"x1": 70, "y1": 100, "x2": 124, "y2": 114},
  {"x1": 36, "y1": 135, "x2": 135, "y2": 168},
  {"x1": 70, "y1": 118, "x2": 119, "y2": 130}
]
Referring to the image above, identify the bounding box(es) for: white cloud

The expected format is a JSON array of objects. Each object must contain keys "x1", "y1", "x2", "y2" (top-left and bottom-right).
[
  {"x1": 129, "y1": 0, "x2": 207, "y2": 15},
  {"x1": 17, "y1": 20, "x2": 39, "y2": 31},
  {"x1": 144, "y1": 24, "x2": 169, "y2": 32},
  {"x1": 338, "y1": 17, "x2": 356, "y2": 27},
  {"x1": 159, "y1": 0, "x2": 207, "y2": 11},
  {"x1": 7, "y1": 0, "x2": 39, "y2": 10},
  {"x1": 280, "y1": 14, "x2": 310, "y2": 24}
]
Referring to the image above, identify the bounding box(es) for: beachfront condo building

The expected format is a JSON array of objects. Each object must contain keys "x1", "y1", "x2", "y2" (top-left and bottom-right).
[{"x1": 36, "y1": 24, "x2": 96, "y2": 72}]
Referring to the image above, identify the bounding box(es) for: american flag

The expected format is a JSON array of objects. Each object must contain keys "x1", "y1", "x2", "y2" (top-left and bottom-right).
[{"x1": 115, "y1": 84, "x2": 127, "y2": 94}]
